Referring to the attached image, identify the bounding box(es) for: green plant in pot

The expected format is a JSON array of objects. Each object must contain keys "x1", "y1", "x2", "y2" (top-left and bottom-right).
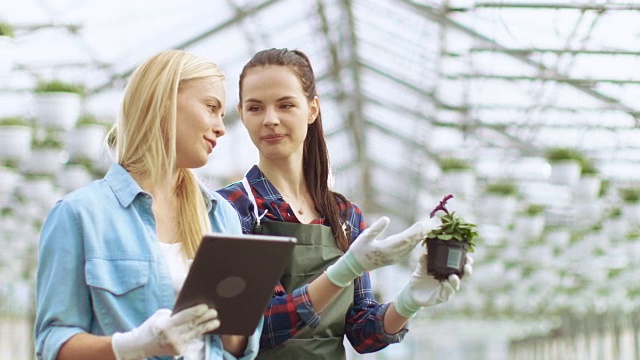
[
  {"x1": 545, "y1": 147, "x2": 585, "y2": 163},
  {"x1": 620, "y1": 187, "x2": 640, "y2": 204},
  {"x1": 422, "y1": 194, "x2": 478, "y2": 281},
  {"x1": 34, "y1": 79, "x2": 86, "y2": 96},
  {"x1": 438, "y1": 157, "x2": 472, "y2": 172},
  {"x1": 0, "y1": 22, "x2": 14, "y2": 38}
]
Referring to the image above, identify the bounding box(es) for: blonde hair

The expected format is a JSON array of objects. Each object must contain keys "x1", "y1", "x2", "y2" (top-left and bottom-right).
[{"x1": 110, "y1": 49, "x2": 225, "y2": 258}]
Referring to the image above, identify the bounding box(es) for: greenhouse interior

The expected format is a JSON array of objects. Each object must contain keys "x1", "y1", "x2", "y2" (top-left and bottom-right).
[{"x1": 1, "y1": 0, "x2": 640, "y2": 359}]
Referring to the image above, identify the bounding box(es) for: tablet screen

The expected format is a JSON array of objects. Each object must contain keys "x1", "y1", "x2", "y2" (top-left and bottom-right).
[{"x1": 173, "y1": 233, "x2": 296, "y2": 335}]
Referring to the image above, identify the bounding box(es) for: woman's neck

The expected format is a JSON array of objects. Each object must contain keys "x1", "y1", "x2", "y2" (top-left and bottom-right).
[
  {"x1": 129, "y1": 170, "x2": 179, "y2": 198},
  {"x1": 258, "y1": 158, "x2": 306, "y2": 198}
]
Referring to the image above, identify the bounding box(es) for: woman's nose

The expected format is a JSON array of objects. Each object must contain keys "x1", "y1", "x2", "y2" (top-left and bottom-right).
[
  {"x1": 212, "y1": 116, "x2": 226, "y2": 137},
  {"x1": 263, "y1": 107, "x2": 279, "y2": 126}
]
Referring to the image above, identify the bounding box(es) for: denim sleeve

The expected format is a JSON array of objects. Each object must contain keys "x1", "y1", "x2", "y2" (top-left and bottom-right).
[
  {"x1": 35, "y1": 200, "x2": 90, "y2": 360},
  {"x1": 221, "y1": 318, "x2": 263, "y2": 360}
]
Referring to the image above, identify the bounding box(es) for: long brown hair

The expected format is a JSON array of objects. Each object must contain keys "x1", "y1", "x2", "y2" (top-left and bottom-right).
[{"x1": 238, "y1": 48, "x2": 352, "y2": 252}]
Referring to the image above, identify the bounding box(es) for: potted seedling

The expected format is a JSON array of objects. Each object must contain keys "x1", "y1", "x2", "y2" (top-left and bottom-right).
[
  {"x1": 33, "y1": 79, "x2": 86, "y2": 130},
  {"x1": 422, "y1": 194, "x2": 478, "y2": 281},
  {"x1": 438, "y1": 157, "x2": 476, "y2": 199}
]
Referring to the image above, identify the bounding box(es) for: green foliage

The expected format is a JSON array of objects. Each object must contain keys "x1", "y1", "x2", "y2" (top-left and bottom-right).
[
  {"x1": 76, "y1": 113, "x2": 100, "y2": 126},
  {"x1": 620, "y1": 187, "x2": 640, "y2": 203},
  {"x1": 424, "y1": 211, "x2": 478, "y2": 252},
  {"x1": 32, "y1": 132, "x2": 64, "y2": 149},
  {"x1": 599, "y1": 179, "x2": 610, "y2": 197},
  {"x1": 580, "y1": 158, "x2": 598, "y2": 175},
  {"x1": 485, "y1": 181, "x2": 518, "y2": 196},
  {"x1": 523, "y1": 204, "x2": 545, "y2": 216},
  {"x1": 34, "y1": 79, "x2": 86, "y2": 96},
  {"x1": 545, "y1": 147, "x2": 585, "y2": 163},
  {"x1": 0, "y1": 116, "x2": 30, "y2": 126},
  {"x1": 438, "y1": 157, "x2": 472, "y2": 172},
  {"x1": 0, "y1": 22, "x2": 14, "y2": 38},
  {"x1": 609, "y1": 207, "x2": 622, "y2": 219}
]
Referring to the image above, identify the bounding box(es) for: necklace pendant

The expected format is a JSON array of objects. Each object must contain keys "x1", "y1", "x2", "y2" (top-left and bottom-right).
[{"x1": 297, "y1": 208, "x2": 304, "y2": 215}]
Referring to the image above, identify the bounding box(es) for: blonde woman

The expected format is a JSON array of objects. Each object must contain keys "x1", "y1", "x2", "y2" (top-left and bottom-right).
[{"x1": 35, "y1": 50, "x2": 260, "y2": 360}]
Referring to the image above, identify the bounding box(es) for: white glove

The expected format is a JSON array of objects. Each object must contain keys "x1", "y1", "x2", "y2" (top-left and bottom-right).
[
  {"x1": 394, "y1": 253, "x2": 473, "y2": 318},
  {"x1": 111, "y1": 304, "x2": 220, "y2": 360},
  {"x1": 326, "y1": 216, "x2": 431, "y2": 287}
]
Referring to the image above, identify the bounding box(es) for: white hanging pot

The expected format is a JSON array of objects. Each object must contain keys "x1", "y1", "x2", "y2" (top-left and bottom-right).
[
  {"x1": 548, "y1": 160, "x2": 581, "y2": 186},
  {"x1": 441, "y1": 169, "x2": 476, "y2": 199},
  {"x1": 56, "y1": 165, "x2": 94, "y2": 193},
  {"x1": 22, "y1": 148, "x2": 65, "y2": 176},
  {"x1": 573, "y1": 175, "x2": 601, "y2": 199},
  {"x1": 65, "y1": 124, "x2": 107, "y2": 161},
  {"x1": 623, "y1": 203, "x2": 640, "y2": 224},
  {"x1": 513, "y1": 214, "x2": 545, "y2": 241},
  {"x1": 0, "y1": 166, "x2": 20, "y2": 195},
  {"x1": 0, "y1": 125, "x2": 32, "y2": 161},
  {"x1": 477, "y1": 194, "x2": 517, "y2": 225},
  {"x1": 0, "y1": 36, "x2": 16, "y2": 82},
  {"x1": 603, "y1": 217, "x2": 628, "y2": 243},
  {"x1": 34, "y1": 92, "x2": 82, "y2": 130}
]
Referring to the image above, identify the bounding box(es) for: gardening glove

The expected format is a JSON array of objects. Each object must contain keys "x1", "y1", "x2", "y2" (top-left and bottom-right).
[
  {"x1": 394, "y1": 253, "x2": 473, "y2": 318},
  {"x1": 326, "y1": 216, "x2": 431, "y2": 287},
  {"x1": 111, "y1": 304, "x2": 220, "y2": 360}
]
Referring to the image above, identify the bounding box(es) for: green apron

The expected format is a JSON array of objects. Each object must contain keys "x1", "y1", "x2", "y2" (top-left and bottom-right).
[{"x1": 242, "y1": 179, "x2": 354, "y2": 360}]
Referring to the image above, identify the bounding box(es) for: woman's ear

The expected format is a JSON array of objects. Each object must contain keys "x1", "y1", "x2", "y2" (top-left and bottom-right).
[
  {"x1": 237, "y1": 104, "x2": 245, "y2": 124},
  {"x1": 308, "y1": 96, "x2": 320, "y2": 124}
]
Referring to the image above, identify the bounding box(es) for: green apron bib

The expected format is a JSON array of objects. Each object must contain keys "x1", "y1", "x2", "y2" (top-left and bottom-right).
[{"x1": 242, "y1": 179, "x2": 353, "y2": 360}]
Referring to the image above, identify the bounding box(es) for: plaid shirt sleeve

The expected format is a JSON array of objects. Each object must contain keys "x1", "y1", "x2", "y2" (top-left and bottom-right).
[{"x1": 343, "y1": 203, "x2": 408, "y2": 354}]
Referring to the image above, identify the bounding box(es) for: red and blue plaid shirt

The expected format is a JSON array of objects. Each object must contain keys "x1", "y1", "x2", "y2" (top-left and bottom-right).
[{"x1": 216, "y1": 165, "x2": 407, "y2": 353}]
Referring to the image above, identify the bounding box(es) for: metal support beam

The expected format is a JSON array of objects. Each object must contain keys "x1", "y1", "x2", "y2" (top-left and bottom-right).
[
  {"x1": 468, "y1": 2, "x2": 640, "y2": 11},
  {"x1": 90, "y1": 0, "x2": 284, "y2": 94},
  {"x1": 397, "y1": 0, "x2": 640, "y2": 126},
  {"x1": 467, "y1": 47, "x2": 640, "y2": 56},
  {"x1": 450, "y1": 74, "x2": 640, "y2": 86}
]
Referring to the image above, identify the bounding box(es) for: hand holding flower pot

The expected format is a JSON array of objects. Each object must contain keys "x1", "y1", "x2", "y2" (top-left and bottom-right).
[{"x1": 423, "y1": 194, "x2": 478, "y2": 281}]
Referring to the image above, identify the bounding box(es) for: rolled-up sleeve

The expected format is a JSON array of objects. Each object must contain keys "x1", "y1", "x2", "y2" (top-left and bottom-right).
[{"x1": 35, "y1": 200, "x2": 90, "y2": 360}]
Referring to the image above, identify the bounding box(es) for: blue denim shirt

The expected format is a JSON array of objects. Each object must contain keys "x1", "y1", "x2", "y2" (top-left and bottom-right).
[{"x1": 34, "y1": 163, "x2": 261, "y2": 360}]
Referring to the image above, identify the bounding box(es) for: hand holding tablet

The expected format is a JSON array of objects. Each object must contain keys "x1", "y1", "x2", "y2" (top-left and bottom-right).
[{"x1": 173, "y1": 233, "x2": 296, "y2": 335}]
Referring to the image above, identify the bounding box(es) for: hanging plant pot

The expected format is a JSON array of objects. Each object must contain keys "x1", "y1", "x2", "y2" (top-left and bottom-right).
[
  {"x1": 0, "y1": 124, "x2": 32, "y2": 161},
  {"x1": 0, "y1": 35, "x2": 16, "y2": 82},
  {"x1": 426, "y1": 238, "x2": 469, "y2": 281},
  {"x1": 34, "y1": 92, "x2": 82, "y2": 130}
]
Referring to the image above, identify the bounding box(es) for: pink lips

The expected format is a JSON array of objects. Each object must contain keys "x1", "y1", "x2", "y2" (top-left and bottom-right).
[
  {"x1": 205, "y1": 138, "x2": 216, "y2": 153},
  {"x1": 262, "y1": 134, "x2": 285, "y2": 143}
]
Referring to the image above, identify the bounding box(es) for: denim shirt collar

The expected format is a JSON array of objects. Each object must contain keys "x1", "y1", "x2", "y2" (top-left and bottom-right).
[{"x1": 104, "y1": 163, "x2": 218, "y2": 212}]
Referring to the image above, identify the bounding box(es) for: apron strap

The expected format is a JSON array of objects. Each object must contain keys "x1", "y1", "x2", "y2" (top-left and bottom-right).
[{"x1": 241, "y1": 177, "x2": 268, "y2": 228}]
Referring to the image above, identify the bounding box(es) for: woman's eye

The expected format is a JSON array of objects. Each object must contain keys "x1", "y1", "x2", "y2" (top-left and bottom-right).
[
  {"x1": 207, "y1": 104, "x2": 217, "y2": 111},
  {"x1": 281, "y1": 104, "x2": 294, "y2": 109},
  {"x1": 247, "y1": 106, "x2": 260, "y2": 112}
]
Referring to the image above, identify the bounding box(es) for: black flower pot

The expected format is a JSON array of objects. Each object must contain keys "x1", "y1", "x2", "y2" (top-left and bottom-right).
[{"x1": 426, "y1": 238, "x2": 469, "y2": 281}]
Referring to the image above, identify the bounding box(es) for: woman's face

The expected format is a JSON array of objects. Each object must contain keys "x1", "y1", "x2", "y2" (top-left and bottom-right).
[
  {"x1": 176, "y1": 77, "x2": 226, "y2": 168},
  {"x1": 238, "y1": 66, "x2": 318, "y2": 162}
]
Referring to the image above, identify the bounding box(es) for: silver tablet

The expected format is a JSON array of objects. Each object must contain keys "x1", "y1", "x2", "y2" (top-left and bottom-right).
[{"x1": 173, "y1": 233, "x2": 297, "y2": 335}]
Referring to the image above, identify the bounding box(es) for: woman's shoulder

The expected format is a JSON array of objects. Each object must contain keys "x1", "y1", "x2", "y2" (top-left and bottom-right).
[
  {"x1": 216, "y1": 180, "x2": 246, "y2": 199},
  {"x1": 334, "y1": 193, "x2": 362, "y2": 215}
]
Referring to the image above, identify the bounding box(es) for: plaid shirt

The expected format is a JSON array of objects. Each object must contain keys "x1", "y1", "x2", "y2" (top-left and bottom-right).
[{"x1": 216, "y1": 165, "x2": 407, "y2": 353}]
